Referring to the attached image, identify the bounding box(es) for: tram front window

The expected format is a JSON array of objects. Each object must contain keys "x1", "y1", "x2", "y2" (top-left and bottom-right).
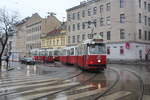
[{"x1": 88, "y1": 44, "x2": 106, "y2": 54}]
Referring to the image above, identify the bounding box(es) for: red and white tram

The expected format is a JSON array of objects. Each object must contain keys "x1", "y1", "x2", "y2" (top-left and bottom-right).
[{"x1": 76, "y1": 38, "x2": 106, "y2": 70}]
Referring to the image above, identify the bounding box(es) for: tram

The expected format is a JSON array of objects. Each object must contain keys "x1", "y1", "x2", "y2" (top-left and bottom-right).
[
  {"x1": 76, "y1": 38, "x2": 106, "y2": 70},
  {"x1": 29, "y1": 34, "x2": 106, "y2": 71}
]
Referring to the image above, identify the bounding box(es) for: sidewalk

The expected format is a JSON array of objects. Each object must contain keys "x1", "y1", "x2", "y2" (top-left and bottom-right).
[{"x1": 107, "y1": 60, "x2": 150, "y2": 65}]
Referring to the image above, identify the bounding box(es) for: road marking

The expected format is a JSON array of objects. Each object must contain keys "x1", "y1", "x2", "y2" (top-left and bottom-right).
[
  {"x1": 0, "y1": 78, "x2": 60, "y2": 89},
  {"x1": 13, "y1": 82, "x2": 79, "y2": 100},
  {"x1": 13, "y1": 84, "x2": 93, "y2": 100},
  {"x1": 0, "y1": 76, "x2": 56, "y2": 85},
  {"x1": 55, "y1": 88, "x2": 102, "y2": 100},
  {"x1": 98, "y1": 91, "x2": 131, "y2": 100},
  {"x1": 0, "y1": 80, "x2": 72, "y2": 92}
]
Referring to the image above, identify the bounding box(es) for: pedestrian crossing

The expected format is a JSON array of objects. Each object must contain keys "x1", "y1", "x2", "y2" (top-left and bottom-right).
[{"x1": 0, "y1": 70, "x2": 133, "y2": 100}]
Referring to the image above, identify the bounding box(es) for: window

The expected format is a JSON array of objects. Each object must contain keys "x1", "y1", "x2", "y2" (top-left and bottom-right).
[
  {"x1": 144, "y1": 1, "x2": 147, "y2": 10},
  {"x1": 82, "y1": 34, "x2": 85, "y2": 40},
  {"x1": 93, "y1": 7, "x2": 97, "y2": 15},
  {"x1": 93, "y1": 19, "x2": 97, "y2": 27},
  {"x1": 72, "y1": 36, "x2": 75, "y2": 43},
  {"x1": 145, "y1": 31, "x2": 147, "y2": 40},
  {"x1": 100, "y1": 32, "x2": 103, "y2": 38},
  {"x1": 67, "y1": 14, "x2": 71, "y2": 21},
  {"x1": 148, "y1": 4, "x2": 150, "y2": 12},
  {"x1": 120, "y1": 29, "x2": 125, "y2": 39},
  {"x1": 77, "y1": 35, "x2": 80, "y2": 42},
  {"x1": 120, "y1": 46, "x2": 124, "y2": 55},
  {"x1": 68, "y1": 26, "x2": 71, "y2": 32},
  {"x1": 106, "y1": 3, "x2": 111, "y2": 11},
  {"x1": 139, "y1": 29, "x2": 142, "y2": 40},
  {"x1": 106, "y1": 16, "x2": 111, "y2": 25},
  {"x1": 139, "y1": 0, "x2": 141, "y2": 8},
  {"x1": 145, "y1": 16, "x2": 147, "y2": 25},
  {"x1": 120, "y1": 0, "x2": 125, "y2": 8},
  {"x1": 73, "y1": 24, "x2": 75, "y2": 31},
  {"x1": 100, "y1": 5, "x2": 104, "y2": 13},
  {"x1": 149, "y1": 32, "x2": 150, "y2": 40},
  {"x1": 139, "y1": 13, "x2": 142, "y2": 23},
  {"x1": 82, "y1": 10, "x2": 85, "y2": 17},
  {"x1": 68, "y1": 36, "x2": 70, "y2": 43},
  {"x1": 148, "y1": 18, "x2": 150, "y2": 26},
  {"x1": 88, "y1": 34, "x2": 93, "y2": 39},
  {"x1": 107, "y1": 47, "x2": 110, "y2": 55},
  {"x1": 100, "y1": 18, "x2": 104, "y2": 26},
  {"x1": 107, "y1": 31, "x2": 111, "y2": 40},
  {"x1": 82, "y1": 22, "x2": 85, "y2": 29},
  {"x1": 77, "y1": 23, "x2": 80, "y2": 30},
  {"x1": 88, "y1": 9, "x2": 91, "y2": 16},
  {"x1": 77, "y1": 12, "x2": 80, "y2": 20},
  {"x1": 72, "y1": 13, "x2": 75, "y2": 20},
  {"x1": 120, "y1": 14, "x2": 125, "y2": 23}
]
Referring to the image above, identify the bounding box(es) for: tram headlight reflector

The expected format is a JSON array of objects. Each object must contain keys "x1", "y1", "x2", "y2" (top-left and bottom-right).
[{"x1": 98, "y1": 60, "x2": 101, "y2": 63}]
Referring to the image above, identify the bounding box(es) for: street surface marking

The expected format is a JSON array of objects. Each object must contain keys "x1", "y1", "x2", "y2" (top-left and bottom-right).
[
  {"x1": 13, "y1": 85, "x2": 93, "y2": 100},
  {"x1": 0, "y1": 75, "x2": 48, "y2": 83},
  {"x1": 0, "y1": 79, "x2": 72, "y2": 92},
  {"x1": 55, "y1": 88, "x2": 102, "y2": 100},
  {"x1": 12, "y1": 82, "x2": 79, "y2": 96},
  {"x1": 0, "y1": 78, "x2": 60, "y2": 89},
  {"x1": 98, "y1": 91, "x2": 131, "y2": 100},
  {"x1": 0, "y1": 76, "x2": 58, "y2": 85}
]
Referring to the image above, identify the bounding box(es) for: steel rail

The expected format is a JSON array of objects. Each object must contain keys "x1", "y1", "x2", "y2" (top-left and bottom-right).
[
  {"x1": 94, "y1": 67, "x2": 120, "y2": 100},
  {"x1": 33, "y1": 73, "x2": 97, "y2": 100},
  {"x1": 124, "y1": 69, "x2": 144, "y2": 100}
]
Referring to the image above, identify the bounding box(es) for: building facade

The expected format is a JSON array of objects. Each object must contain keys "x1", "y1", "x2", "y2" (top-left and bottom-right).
[
  {"x1": 66, "y1": 0, "x2": 150, "y2": 61},
  {"x1": 26, "y1": 13, "x2": 42, "y2": 53},
  {"x1": 41, "y1": 14, "x2": 61, "y2": 48},
  {"x1": 15, "y1": 18, "x2": 29, "y2": 59},
  {"x1": 42, "y1": 22, "x2": 67, "y2": 49}
]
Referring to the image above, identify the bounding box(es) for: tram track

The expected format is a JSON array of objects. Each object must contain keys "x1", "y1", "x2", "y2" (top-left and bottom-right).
[
  {"x1": 123, "y1": 68, "x2": 144, "y2": 100},
  {"x1": 31, "y1": 73, "x2": 97, "y2": 100},
  {"x1": 94, "y1": 67, "x2": 120, "y2": 100},
  {"x1": 0, "y1": 68, "x2": 83, "y2": 96},
  {"x1": 94, "y1": 67, "x2": 144, "y2": 100}
]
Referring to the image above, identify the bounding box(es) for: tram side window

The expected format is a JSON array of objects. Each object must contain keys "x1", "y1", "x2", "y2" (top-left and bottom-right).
[{"x1": 70, "y1": 48, "x2": 74, "y2": 55}]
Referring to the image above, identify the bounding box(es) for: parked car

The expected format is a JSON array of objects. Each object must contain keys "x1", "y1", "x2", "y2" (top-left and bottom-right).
[
  {"x1": 20, "y1": 57, "x2": 35, "y2": 65},
  {"x1": 20, "y1": 58, "x2": 26, "y2": 64},
  {"x1": 25, "y1": 57, "x2": 35, "y2": 65}
]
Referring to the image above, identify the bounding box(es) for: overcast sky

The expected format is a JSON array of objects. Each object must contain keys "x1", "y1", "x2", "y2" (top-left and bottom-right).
[{"x1": 0, "y1": 0, "x2": 82, "y2": 21}]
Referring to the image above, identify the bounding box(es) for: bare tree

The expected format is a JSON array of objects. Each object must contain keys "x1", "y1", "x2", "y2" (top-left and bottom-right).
[{"x1": 0, "y1": 8, "x2": 18, "y2": 71}]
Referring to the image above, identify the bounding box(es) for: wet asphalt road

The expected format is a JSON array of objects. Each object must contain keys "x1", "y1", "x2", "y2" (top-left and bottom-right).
[{"x1": 0, "y1": 62, "x2": 149, "y2": 100}]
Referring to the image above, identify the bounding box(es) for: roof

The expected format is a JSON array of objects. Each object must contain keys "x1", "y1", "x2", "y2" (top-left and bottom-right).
[{"x1": 66, "y1": 0, "x2": 100, "y2": 12}]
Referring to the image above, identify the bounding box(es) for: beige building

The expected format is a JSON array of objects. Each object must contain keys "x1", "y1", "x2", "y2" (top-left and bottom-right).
[
  {"x1": 41, "y1": 14, "x2": 61, "y2": 48},
  {"x1": 26, "y1": 13, "x2": 42, "y2": 52},
  {"x1": 41, "y1": 22, "x2": 67, "y2": 49},
  {"x1": 15, "y1": 17, "x2": 29, "y2": 58},
  {"x1": 66, "y1": 0, "x2": 150, "y2": 60}
]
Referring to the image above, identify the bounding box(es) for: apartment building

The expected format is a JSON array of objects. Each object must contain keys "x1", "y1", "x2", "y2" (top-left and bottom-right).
[
  {"x1": 66, "y1": 0, "x2": 150, "y2": 61},
  {"x1": 15, "y1": 17, "x2": 29, "y2": 58},
  {"x1": 41, "y1": 14, "x2": 61, "y2": 48},
  {"x1": 26, "y1": 13, "x2": 42, "y2": 52},
  {"x1": 42, "y1": 22, "x2": 67, "y2": 49}
]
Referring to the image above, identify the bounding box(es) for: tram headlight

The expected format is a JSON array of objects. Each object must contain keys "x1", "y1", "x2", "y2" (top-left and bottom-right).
[{"x1": 98, "y1": 59, "x2": 101, "y2": 63}]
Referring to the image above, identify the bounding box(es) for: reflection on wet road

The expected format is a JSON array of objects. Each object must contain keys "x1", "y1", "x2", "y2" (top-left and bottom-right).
[{"x1": 0, "y1": 62, "x2": 149, "y2": 100}]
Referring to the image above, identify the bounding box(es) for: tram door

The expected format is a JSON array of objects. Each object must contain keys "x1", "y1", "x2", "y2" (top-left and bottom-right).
[{"x1": 83, "y1": 44, "x2": 88, "y2": 67}]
